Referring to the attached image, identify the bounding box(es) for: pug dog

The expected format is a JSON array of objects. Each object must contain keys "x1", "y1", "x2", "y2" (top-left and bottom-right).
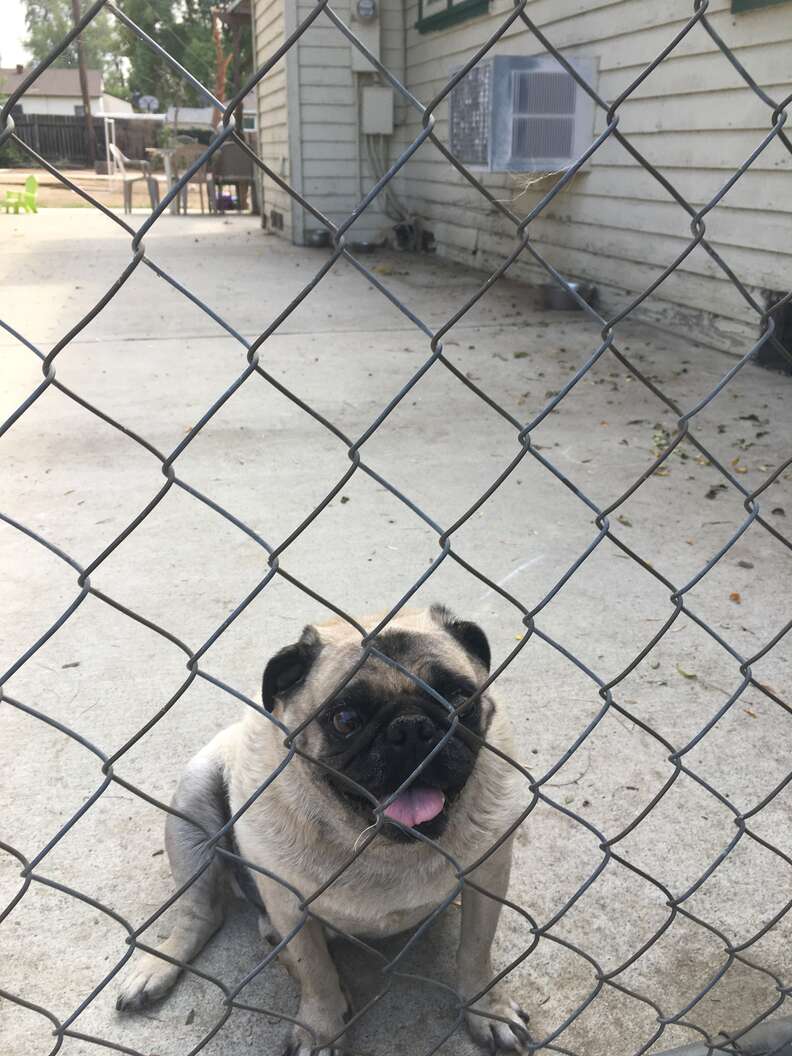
[{"x1": 117, "y1": 606, "x2": 528, "y2": 1053}]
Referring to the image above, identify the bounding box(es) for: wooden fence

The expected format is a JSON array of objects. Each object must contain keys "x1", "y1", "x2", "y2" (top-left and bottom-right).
[{"x1": 10, "y1": 113, "x2": 160, "y2": 167}]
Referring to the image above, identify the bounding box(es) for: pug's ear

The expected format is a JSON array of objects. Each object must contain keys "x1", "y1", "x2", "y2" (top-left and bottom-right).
[
  {"x1": 262, "y1": 626, "x2": 321, "y2": 712},
  {"x1": 431, "y1": 605, "x2": 491, "y2": 672}
]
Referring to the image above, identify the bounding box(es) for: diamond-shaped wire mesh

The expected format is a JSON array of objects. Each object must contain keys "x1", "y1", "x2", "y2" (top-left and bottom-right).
[{"x1": 2, "y1": 1, "x2": 791, "y2": 1055}]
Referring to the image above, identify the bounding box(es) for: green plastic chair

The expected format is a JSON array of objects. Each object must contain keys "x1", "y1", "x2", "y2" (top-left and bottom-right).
[{"x1": 3, "y1": 175, "x2": 38, "y2": 214}]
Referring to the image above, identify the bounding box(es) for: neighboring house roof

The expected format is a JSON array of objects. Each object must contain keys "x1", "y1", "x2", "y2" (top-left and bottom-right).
[{"x1": 0, "y1": 66, "x2": 103, "y2": 97}]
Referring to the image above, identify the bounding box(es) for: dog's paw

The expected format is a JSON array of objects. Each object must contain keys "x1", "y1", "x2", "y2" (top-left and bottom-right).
[
  {"x1": 282, "y1": 994, "x2": 350, "y2": 1056},
  {"x1": 282, "y1": 1027, "x2": 345, "y2": 1056},
  {"x1": 116, "y1": 952, "x2": 182, "y2": 1012},
  {"x1": 282, "y1": 1042, "x2": 343, "y2": 1056},
  {"x1": 465, "y1": 993, "x2": 530, "y2": 1053}
]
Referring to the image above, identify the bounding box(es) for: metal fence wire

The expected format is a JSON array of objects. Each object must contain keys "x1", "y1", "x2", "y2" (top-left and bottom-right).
[{"x1": 2, "y1": 1, "x2": 792, "y2": 1055}]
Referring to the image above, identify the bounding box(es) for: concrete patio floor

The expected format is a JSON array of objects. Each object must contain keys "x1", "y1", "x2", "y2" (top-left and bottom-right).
[
  {"x1": 1, "y1": 207, "x2": 791, "y2": 1056},
  {"x1": 0, "y1": 168, "x2": 213, "y2": 212}
]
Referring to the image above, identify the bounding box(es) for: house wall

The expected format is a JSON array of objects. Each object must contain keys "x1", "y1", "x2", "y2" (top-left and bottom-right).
[
  {"x1": 16, "y1": 95, "x2": 91, "y2": 116},
  {"x1": 291, "y1": 0, "x2": 395, "y2": 245},
  {"x1": 253, "y1": 0, "x2": 399, "y2": 245},
  {"x1": 254, "y1": 0, "x2": 294, "y2": 239},
  {"x1": 15, "y1": 94, "x2": 133, "y2": 117},
  {"x1": 393, "y1": 0, "x2": 792, "y2": 354},
  {"x1": 100, "y1": 94, "x2": 133, "y2": 114}
]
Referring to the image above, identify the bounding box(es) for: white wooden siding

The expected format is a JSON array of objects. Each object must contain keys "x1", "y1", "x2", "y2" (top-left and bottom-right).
[
  {"x1": 252, "y1": 0, "x2": 403, "y2": 244},
  {"x1": 395, "y1": 0, "x2": 792, "y2": 353},
  {"x1": 253, "y1": 0, "x2": 292, "y2": 239},
  {"x1": 293, "y1": 0, "x2": 393, "y2": 243}
]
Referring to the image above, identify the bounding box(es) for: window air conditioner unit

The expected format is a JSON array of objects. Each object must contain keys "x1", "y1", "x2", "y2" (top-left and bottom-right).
[{"x1": 448, "y1": 56, "x2": 597, "y2": 173}]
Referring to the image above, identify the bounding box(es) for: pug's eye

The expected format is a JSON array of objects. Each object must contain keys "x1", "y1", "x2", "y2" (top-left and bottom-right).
[{"x1": 332, "y1": 707, "x2": 362, "y2": 737}]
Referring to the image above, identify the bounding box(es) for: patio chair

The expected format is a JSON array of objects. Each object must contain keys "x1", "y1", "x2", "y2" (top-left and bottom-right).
[
  {"x1": 3, "y1": 175, "x2": 38, "y2": 214},
  {"x1": 210, "y1": 141, "x2": 258, "y2": 213},
  {"x1": 170, "y1": 142, "x2": 212, "y2": 214},
  {"x1": 108, "y1": 143, "x2": 159, "y2": 214}
]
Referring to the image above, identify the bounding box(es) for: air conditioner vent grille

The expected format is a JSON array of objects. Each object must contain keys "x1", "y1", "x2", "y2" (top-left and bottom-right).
[
  {"x1": 449, "y1": 63, "x2": 491, "y2": 166},
  {"x1": 513, "y1": 70, "x2": 576, "y2": 115},
  {"x1": 512, "y1": 116, "x2": 575, "y2": 160}
]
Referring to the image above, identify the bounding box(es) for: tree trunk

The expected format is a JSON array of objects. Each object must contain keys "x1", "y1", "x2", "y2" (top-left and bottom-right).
[
  {"x1": 70, "y1": 0, "x2": 97, "y2": 167},
  {"x1": 231, "y1": 21, "x2": 244, "y2": 133},
  {"x1": 210, "y1": 6, "x2": 232, "y2": 129}
]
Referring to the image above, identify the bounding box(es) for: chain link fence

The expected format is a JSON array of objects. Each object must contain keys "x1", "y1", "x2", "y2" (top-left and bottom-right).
[{"x1": 2, "y1": 1, "x2": 791, "y2": 1055}]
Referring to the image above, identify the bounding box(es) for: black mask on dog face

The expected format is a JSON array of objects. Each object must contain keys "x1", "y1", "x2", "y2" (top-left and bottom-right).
[
  {"x1": 322, "y1": 657, "x2": 486, "y2": 838},
  {"x1": 262, "y1": 608, "x2": 492, "y2": 840}
]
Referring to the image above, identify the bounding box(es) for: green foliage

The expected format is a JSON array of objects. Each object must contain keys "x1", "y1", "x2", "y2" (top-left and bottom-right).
[
  {"x1": 0, "y1": 86, "x2": 28, "y2": 166},
  {"x1": 116, "y1": 0, "x2": 252, "y2": 109},
  {"x1": 23, "y1": 1, "x2": 130, "y2": 99},
  {"x1": 155, "y1": 122, "x2": 175, "y2": 149},
  {"x1": 0, "y1": 131, "x2": 28, "y2": 167},
  {"x1": 22, "y1": 1, "x2": 253, "y2": 111}
]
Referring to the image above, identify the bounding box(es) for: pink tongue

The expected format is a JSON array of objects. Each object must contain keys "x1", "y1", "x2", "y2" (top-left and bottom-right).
[{"x1": 384, "y1": 786, "x2": 445, "y2": 828}]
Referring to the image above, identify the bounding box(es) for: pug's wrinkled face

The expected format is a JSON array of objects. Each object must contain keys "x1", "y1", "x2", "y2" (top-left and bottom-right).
[{"x1": 262, "y1": 606, "x2": 492, "y2": 839}]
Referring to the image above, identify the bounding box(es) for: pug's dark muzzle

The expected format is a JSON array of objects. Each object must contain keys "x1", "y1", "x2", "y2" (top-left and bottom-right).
[{"x1": 324, "y1": 707, "x2": 481, "y2": 841}]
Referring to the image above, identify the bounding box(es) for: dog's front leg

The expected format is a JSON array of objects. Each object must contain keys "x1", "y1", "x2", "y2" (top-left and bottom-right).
[
  {"x1": 260, "y1": 879, "x2": 349, "y2": 1056},
  {"x1": 116, "y1": 739, "x2": 231, "y2": 1012},
  {"x1": 458, "y1": 836, "x2": 529, "y2": 1052}
]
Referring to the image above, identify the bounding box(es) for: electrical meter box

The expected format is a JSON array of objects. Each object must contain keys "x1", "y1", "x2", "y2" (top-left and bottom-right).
[{"x1": 361, "y1": 85, "x2": 394, "y2": 135}]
